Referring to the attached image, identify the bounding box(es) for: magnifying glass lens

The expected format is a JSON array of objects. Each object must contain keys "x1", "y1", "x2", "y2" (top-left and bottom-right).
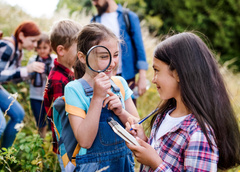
[{"x1": 87, "y1": 46, "x2": 111, "y2": 73}]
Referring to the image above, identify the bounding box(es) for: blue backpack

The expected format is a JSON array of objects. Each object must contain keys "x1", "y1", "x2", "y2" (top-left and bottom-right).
[{"x1": 52, "y1": 76, "x2": 125, "y2": 172}]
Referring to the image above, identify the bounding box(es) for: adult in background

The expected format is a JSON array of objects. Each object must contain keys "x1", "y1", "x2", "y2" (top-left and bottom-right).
[
  {"x1": 0, "y1": 21, "x2": 43, "y2": 148},
  {"x1": 91, "y1": 0, "x2": 148, "y2": 105}
]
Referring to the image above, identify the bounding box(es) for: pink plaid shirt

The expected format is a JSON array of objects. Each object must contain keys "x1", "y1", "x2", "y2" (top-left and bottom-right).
[{"x1": 141, "y1": 109, "x2": 219, "y2": 172}]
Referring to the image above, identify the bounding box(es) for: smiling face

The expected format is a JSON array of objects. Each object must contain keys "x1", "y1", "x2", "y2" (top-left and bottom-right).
[
  {"x1": 84, "y1": 38, "x2": 119, "y2": 78},
  {"x1": 100, "y1": 38, "x2": 119, "y2": 77},
  {"x1": 87, "y1": 46, "x2": 111, "y2": 72},
  {"x1": 20, "y1": 34, "x2": 40, "y2": 51},
  {"x1": 152, "y1": 57, "x2": 180, "y2": 100}
]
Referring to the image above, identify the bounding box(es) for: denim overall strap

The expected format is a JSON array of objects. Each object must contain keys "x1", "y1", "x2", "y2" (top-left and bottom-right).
[
  {"x1": 75, "y1": 78, "x2": 134, "y2": 172},
  {"x1": 78, "y1": 78, "x2": 93, "y2": 96},
  {"x1": 110, "y1": 79, "x2": 120, "y2": 93}
]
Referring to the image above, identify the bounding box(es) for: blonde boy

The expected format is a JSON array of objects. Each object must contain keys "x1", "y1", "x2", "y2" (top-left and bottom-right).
[{"x1": 43, "y1": 19, "x2": 82, "y2": 171}]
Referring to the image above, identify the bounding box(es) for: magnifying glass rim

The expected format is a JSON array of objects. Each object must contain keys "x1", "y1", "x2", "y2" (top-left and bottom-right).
[{"x1": 86, "y1": 45, "x2": 112, "y2": 73}]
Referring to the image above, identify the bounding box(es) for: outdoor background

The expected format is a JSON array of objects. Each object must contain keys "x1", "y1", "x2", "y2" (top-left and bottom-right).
[{"x1": 0, "y1": 0, "x2": 239, "y2": 171}]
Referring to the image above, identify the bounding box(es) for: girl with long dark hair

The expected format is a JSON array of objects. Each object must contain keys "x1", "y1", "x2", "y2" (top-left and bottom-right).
[{"x1": 126, "y1": 32, "x2": 240, "y2": 171}]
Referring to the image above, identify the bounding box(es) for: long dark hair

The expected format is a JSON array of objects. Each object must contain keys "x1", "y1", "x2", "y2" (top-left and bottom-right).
[{"x1": 151, "y1": 32, "x2": 240, "y2": 169}]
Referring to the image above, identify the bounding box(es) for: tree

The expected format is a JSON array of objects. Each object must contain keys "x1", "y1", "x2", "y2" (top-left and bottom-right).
[
  {"x1": 57, "y1": 0, "x2": 93, "y2": 15},
  {"x1": 144, "y1": 0, "x2": 240, "y2": 71}
]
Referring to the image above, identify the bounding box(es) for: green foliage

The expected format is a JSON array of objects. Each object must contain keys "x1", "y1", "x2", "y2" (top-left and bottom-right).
[
  {"x1": 144, "y1": 0, "x2": 240, "y2": 71},
  {"x1": 117, "y1": 0, "x2": 147, "y2": 19},
  {"x1": 1, "y1": 79, "x2": 61, "y2": 171},
  {"x1": 57, "y1": 0, "x2": 94, "y2": 16},
  {"x1": 0, "y1": 132, "x2": 60, "y2": 171}
]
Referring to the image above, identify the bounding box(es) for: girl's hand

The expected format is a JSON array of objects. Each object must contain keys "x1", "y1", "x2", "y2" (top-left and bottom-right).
[
  {"x1": 125, "y1": 117, "x2": 147, "y2": 141},
  {"x1": 103, "y1": 90, "x2": 123, "y2": 115},
  {"x1": 126, "y1": 137, "x2": 162, "y2": 170},
  {"x1": 93, "y1": 72, "x2": 111, "y2": 99}
]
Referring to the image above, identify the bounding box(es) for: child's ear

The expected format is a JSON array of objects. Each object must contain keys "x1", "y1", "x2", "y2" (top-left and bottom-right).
[
  {"x1": 77, "y1": 51, "x2": 86, "y2": 64},
  {"x1": 173, "y1": 70, "x2": 180, "y2": 82},
  {"x1": 56, "y1": 45, "x2": 65, "y2": 56}
]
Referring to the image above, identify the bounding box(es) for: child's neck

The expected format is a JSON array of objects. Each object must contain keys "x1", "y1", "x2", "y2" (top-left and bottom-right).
[
  {"x1": 82, "y1": 74, "x2": 94, "y2": 87},
  {"x1": 57, "y1": 58, "x2": 73, "y2": 71},
  {"x1": 170, "y1": 101, "x2": 191, "y2": 118}
]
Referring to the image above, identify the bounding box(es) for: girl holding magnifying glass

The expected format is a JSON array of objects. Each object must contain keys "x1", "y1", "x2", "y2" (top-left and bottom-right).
[{"x1": 64, "y1": 23, "x2": 139, "y2": 171}]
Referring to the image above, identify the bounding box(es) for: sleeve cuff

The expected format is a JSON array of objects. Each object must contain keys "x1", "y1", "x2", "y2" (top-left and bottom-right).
[
  {"x1": 137, "y1": 61, "x2": 148, "y2": 70},
  {"x1": 20, "y1": 67, "x2": 28, "y2": 77}
]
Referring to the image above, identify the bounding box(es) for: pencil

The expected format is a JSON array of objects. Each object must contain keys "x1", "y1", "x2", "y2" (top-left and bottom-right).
[{"x1": 130, "y1": 108, "x2": 159, "y2": 131}]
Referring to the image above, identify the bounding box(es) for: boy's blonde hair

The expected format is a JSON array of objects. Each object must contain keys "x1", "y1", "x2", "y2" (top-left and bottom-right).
[{"x1": 50, "y1": 19, "x2": 82, "y2": 53}]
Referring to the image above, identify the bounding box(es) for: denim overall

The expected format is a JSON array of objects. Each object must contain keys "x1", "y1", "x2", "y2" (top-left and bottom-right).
[{"x1": 75, "y1": 79, "x2": 135, "y2": 172}]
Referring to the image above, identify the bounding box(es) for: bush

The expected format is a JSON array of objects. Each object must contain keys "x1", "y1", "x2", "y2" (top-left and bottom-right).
[{"x1": 0, "y1": 132, "x2": 60, "y2": 172}]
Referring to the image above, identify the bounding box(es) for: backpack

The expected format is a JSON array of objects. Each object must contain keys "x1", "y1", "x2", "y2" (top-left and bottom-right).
[
  {"x1": 52, "y1": 76, "x2": 125, "y2": 172},
  {"x1": 92, "y1": 8, "x2": 132, "y2": 37}
]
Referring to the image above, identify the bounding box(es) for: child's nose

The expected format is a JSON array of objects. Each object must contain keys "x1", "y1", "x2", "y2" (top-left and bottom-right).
[
  {"x1": 110, "y1": 58, "x2": 117, "y2": 67},
  {"x1": 152, "y1": 76, "x2": 156, "y2": 84}
]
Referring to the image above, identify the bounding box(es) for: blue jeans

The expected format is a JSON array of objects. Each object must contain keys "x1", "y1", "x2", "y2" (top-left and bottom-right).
[
  {"x1": 0, "y1": 87, "x2": 25, "y2": 148},
  {"x1": 0, "y1": 110, "x2": 6, "y2": 137},
  {"x1": 30, "y1": 99, "x2": 50, "y2": 129}
]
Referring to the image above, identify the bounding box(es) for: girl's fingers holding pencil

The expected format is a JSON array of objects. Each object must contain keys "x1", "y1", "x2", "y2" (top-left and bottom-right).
[{"x1": 126, "y1": 118, "x2": 147, "y2": 140}]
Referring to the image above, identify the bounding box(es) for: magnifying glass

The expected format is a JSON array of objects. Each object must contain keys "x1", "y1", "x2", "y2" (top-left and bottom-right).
[{"x1": 86, "y1": 45, "x2": 112, "y2": 73}]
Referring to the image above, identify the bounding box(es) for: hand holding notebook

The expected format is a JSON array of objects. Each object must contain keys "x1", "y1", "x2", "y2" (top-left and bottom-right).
[{"x1": 108, "y1": 117, "x2": 140, "y2": 146}]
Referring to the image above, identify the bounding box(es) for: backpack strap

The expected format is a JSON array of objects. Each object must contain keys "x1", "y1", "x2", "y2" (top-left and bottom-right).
[
  {"x1": 110, "y1": 79, "x2": 120, "y2": 93},
  {"x1": 92, "y1": 15, "x2": 97, "y2": 23},
  {"x1": 122, "y1": 8, "x2": 137, "y2": 53},
  {"x1": 111, "y1": 76, "x2": 125, "y2": 101},
  {"x1": 122, "y1": 8, "x2": 131, "y2": 36},
  {"x1": 35, "y1": 55, "x2": 40, "y2": 62}
]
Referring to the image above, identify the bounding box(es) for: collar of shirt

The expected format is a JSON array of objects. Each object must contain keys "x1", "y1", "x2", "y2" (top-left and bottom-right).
[
  {"x1": 53, "y1": 58, "x2": 74, "y2": 80},
  {"x1": 149, "y1": 108, "x2": 196, "y2": 144}
]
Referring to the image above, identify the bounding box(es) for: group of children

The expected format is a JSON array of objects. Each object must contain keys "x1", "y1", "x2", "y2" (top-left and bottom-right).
[{"x1": 1, "y1": 18, "x2": 240, "y2": 172}]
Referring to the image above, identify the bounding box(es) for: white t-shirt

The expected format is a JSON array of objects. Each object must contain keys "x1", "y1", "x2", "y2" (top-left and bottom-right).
[
  {"x1": 151, "y1": 110, "x2": 190, "y2": 147},
  {"x1": 101, "y1": 12, "x2": 122, "y2": 74}
]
